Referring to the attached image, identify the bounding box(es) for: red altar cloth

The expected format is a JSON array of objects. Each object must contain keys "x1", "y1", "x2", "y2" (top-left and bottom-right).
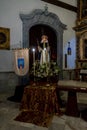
[{"x1": 20, "y1": 83, "x2": 60, "y2": 115}]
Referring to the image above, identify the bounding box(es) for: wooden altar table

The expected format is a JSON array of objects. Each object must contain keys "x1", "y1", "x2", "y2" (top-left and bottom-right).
[
  {"x1": 20, "y1": 83, "x2": 60, "y2": 115},
  {"x1": 57, "y1": 80, "x2": 87, "y2": 117}
]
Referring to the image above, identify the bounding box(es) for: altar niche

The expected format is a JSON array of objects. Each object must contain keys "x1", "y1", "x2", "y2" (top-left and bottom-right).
[
  {"x1": 29, "y1": 24, "x2": 57, "y2": 69},
  {"x1": 20, "y1": 9, "x2": 66, "y2": 79}
]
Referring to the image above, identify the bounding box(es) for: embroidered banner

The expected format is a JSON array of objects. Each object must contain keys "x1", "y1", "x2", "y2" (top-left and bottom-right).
[{"x1": 14, "y1": 48, "x2": 29, "y2": 76}]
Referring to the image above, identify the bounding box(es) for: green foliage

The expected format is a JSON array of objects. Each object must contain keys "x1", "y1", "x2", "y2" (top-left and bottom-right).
[{"x1": 30, "y1": 60, "x2": 60, "y2": 79}]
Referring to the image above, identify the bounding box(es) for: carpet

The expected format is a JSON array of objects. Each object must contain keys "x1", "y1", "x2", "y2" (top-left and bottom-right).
[{"x1": 14, "y1": 110, "x2": 54, "y2": 127}]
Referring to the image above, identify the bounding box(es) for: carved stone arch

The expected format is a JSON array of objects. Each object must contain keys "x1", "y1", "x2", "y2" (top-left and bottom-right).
[{"x1": 20, "y1": 9, "x2": 66, "y2": 73}]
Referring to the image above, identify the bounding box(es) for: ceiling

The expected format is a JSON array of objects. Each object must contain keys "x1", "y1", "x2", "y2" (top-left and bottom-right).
[{"x1": 41, "y1": 0, "x2": 77, "y2": 12}]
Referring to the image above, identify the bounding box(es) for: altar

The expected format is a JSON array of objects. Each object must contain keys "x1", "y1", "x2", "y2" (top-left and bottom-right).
[
  {"x1": 14, "y1": 34, "x2": 61, "y2": 116},
  {"x1": 20, "y1": 83, "x2": 60, "y2": 115},
  {"x1": 57, "y1": 80, "x2": 87, "y2": 118}
]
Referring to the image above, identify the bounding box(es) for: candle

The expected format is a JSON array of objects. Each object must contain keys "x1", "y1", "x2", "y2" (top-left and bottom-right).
[{"x1": 32, "y1": 48, "x2": 35, "y2": 76}]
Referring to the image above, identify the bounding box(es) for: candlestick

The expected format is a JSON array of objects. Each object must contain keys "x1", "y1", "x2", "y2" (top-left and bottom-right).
[{"x1": 32, "y1": 48, "x2": 35, "y2": 76}]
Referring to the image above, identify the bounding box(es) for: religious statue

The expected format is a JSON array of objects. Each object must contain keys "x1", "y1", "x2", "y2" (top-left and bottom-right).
[
  {"x1": 30, "y1": 36, "x2": 60, "y2": 83},
  {"x1": 38, "y1": 35, "x2": 50, "y2": 65}
]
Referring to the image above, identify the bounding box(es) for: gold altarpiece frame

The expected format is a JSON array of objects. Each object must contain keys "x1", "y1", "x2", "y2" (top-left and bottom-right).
[
  {"x1": 79, "y1": 31, "x2": 87, "y2": 60},
  {"x1": 75, "y1": 30, "x2": 87, "y2": 69}
]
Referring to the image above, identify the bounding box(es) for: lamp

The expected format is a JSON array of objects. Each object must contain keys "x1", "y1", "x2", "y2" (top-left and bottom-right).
[{"x1": 67, "y1": 42, "x2": 71, "y2": 55}]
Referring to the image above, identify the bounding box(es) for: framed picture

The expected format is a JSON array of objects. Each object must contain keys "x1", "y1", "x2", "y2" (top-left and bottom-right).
[{"x1": 0, "y1": 27, "x2": 10, "y2": 49}]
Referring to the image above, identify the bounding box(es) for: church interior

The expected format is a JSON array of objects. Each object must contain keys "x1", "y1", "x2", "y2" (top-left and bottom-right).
[{"x1": 0, "y1": 0, "x2": 87, "y2": 130}]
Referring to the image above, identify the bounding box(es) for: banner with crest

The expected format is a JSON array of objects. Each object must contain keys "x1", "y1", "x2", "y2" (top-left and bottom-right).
[{"x1": 14, "y1": 48, "x2": 29, "y2": 76}]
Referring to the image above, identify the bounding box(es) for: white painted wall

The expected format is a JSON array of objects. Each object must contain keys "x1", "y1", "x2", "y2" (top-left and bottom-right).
[
  {"x1": 0, "y1": 0, "x2": 77, "y2": 71},
  {"x1": 0, "y1": 50, "x2": 14, "y2": 72}
]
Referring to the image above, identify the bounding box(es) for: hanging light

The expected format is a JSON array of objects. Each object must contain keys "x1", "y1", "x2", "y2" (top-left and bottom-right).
[{"x1": 67, "y1": 42, "x2": 71, "y2": 55}]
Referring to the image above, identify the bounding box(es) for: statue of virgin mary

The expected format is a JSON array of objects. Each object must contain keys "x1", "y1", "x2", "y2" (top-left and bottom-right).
[{"x1": 38, "y1": 35, "x2": 50, "y2": 65}]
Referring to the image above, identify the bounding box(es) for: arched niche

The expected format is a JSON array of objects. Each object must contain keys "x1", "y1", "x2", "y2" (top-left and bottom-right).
[{"x1": 20, "y1": 9, "x2": 66, "y2": 73}]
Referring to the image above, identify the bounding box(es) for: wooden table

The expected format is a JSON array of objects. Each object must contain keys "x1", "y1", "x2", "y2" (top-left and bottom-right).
[
  {"x1": 20, "y1": 83, "x2": 60, "y2": 115},
  {"x1": 57, "y1": 80, "x2": 87, "y2": 117}
]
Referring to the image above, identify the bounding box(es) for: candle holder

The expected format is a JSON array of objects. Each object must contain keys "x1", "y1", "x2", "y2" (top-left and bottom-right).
[{"x1": 32, "y1": 48, "x2": 36, "y2": 86}]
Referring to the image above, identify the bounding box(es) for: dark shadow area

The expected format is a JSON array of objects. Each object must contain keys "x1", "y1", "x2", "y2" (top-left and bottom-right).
[
  {"x1": 29, "y1": 24, "x2": 57, "y2": 69},
  {"x1": 7, "y1": 75, "x2": 30, "y2": 102}
]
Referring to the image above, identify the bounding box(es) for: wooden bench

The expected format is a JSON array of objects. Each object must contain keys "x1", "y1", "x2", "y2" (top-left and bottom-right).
[{"x1": 57, "y1": 80, "x2": 87, "y2": 117}]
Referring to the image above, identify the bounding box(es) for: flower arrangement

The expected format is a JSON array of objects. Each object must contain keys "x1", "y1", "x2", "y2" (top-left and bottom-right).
[{"x1": 30, "y1": 60, "x2": 60, "y2": 82}]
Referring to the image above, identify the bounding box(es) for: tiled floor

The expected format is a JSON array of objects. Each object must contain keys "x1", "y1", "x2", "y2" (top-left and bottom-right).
[{"x1": 0, "y1": 91, "x2": 87, "y2": 130}]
